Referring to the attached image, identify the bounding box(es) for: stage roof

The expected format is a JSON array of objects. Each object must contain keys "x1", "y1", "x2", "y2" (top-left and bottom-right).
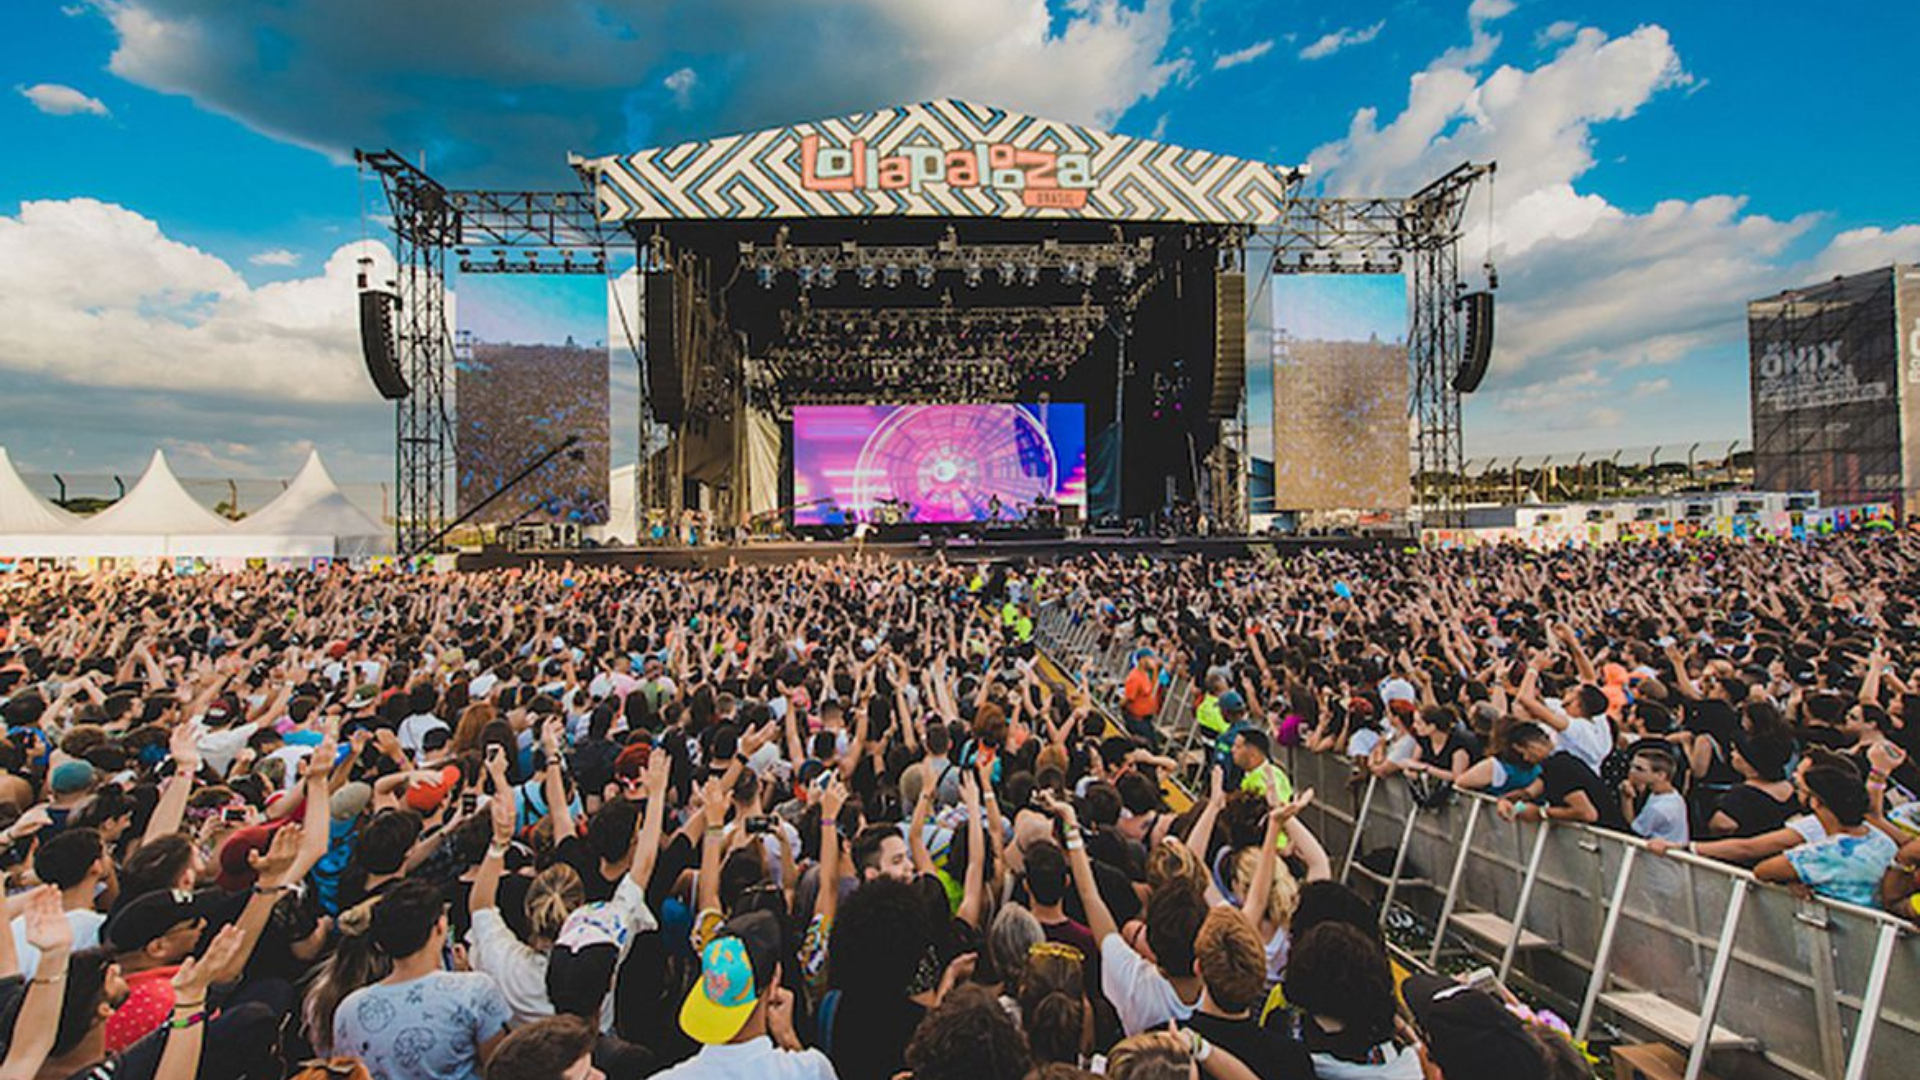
[{"x1": 575, "y1": 100, "x2": 1303, "y2": 226}]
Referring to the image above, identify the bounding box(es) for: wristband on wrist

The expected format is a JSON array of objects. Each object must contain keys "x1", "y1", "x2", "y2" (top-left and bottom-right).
[{"x1": 169, "y1": 1011, "x2": 208, "y2": 1030}]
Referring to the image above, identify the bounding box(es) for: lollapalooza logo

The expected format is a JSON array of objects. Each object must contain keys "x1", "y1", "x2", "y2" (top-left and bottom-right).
[{"x1": 798, "y1": 134, "x2": 1097, "y2": 209}]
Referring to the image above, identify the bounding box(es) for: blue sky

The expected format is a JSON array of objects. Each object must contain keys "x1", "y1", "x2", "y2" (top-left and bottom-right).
[{"x1": 2, "y1": 0, "x2": 1917, "y2": 483}]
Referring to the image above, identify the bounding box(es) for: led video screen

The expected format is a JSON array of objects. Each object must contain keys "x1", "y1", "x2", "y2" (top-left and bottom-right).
[
  {"x1": 1268, "y1": 274, "x2": 1410, "y2": 511},
  {"x1": 455, "y1": 276, "x2": 612, "y2": 526},
  {"x1": 793, "y1": 404, "x2": 1086, "y2": 525}
]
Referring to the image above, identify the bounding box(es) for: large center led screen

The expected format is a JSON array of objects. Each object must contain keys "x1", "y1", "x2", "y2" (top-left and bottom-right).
[{"x1": 793, "y1": 405, "x2": 1086, "y2": 525}]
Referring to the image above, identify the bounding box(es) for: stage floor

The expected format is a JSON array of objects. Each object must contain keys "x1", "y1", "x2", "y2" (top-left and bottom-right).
[{"x1": 455, "y1": 533, "x2": 1395, "y2": 571}]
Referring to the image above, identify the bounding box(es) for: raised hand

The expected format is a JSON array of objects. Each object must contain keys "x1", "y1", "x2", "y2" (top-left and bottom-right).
[
  {"x1": 21, "y1": 885, "x2": 71, "y2": 956},
  {"x1": 249, "y1": 824, "x2": 303, "y2": 887},
  {"x1": 821, "y1": 776, "x2": 849, "y2": 821},
  {"x1": 643, "y1": 744, "x2": 672, "y2": 799},
  {"x1": 1271, "y1": 788, "x2": 1315, "y2": 825},
  {"x1": 172, "y1": 924, "x2": 245, "y2": 1001},
  {"x1": 489, "y1": 783, "x2": 515, "y2": 845}
]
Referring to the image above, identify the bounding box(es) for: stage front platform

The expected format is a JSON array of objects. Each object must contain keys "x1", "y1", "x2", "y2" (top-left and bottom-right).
[{"x1": 455, "y1": 534, "x2": 1398, "y2": 572}]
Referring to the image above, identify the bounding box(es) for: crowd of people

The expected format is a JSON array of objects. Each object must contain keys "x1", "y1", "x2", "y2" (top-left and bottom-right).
[{"x1": 0, "y1": 534, "x2": 1914, "y2": 1080}]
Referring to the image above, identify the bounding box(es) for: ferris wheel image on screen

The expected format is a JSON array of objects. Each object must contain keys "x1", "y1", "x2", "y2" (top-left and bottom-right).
[{"x1": 852, "y1": 405, "x2": 1057, "y2": 523}]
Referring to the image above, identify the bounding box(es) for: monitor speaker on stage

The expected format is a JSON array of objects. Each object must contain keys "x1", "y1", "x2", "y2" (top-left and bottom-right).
[
  {"x1": 358, "y1": 289, "x2": 410, "y2": 400},
  {"x1": 1455, "y1": 290, "x2": 1494, "y2": 393},
  {"x1": 645, "y1": 270, "x2": 685, "y2": 423},
  {"x1": 1210, "y1": 271, "x2": 1246, "y2": 418}
]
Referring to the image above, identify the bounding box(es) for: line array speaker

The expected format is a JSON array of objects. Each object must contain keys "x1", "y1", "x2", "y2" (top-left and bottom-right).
[
  {"x1": 1210, "y1": 270, "x2": 1246, "y2": 418},
  {"x1": 645, "y1": 269, "x2": 685, "y2": 424},
  {"x1": 357, "y1": 290, "x2": 410, "y2": 400},
  {"x1": 1455, "y1": 290, "x2": 1494, "y2": 394}
]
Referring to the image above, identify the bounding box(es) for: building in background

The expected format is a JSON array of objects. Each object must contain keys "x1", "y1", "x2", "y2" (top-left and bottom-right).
[{"x1": 1749, "y1": 264, "x2": 1920, "y2": 510}]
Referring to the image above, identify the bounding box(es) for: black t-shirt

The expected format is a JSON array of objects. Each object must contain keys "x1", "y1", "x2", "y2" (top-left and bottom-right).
[
  {"x1": 1188, "y1": 1011, "x2": 1316, "y2": 1080},
  {"x1": 827, "y1": 993, "x2": 925, "y2": 1080},
  {"x1": 1541, "y1": 752, "x2": 1628, "y2": 831},
  {"x1": 1713, "y1": 784, "x2": 1799, "y2": 839}
]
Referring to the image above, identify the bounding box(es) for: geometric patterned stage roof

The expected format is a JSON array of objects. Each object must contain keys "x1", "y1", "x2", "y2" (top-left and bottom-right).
[{"x1": 575, "y1": 99, "x2": 1302, "y2": 225}]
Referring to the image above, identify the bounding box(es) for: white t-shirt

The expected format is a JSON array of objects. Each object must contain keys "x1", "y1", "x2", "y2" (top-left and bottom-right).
[
  {"x1": 1309, "y1": 1042, "x2": 1425, "y2": 1080},
  {"x1": 1100, "y1": 933, "x2": 1196, "y2": 1035},
  {"x1": 197, "y1": 721, "x2": 263, "y2": 775},
  {"x1": 398, "y1": 712, "x2": 451, "y2": 762},
  {"x1": 1544, "y1": 702, "x2": 1612, "y2": 774},
  {"x1": 10, "y1": 908, "x2": 104, "y2": 978},
  {"x1": 466, "y1": 907, "x2": 553, "y2": 1027},
  {"x1": 647, "y1": 1037, "x2": 837, "y2": 1080}
]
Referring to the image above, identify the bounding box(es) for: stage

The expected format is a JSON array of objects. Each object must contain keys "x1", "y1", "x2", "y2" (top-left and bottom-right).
[{"x1": 454, "y1": 533, "x2": 1396, "y2": 571}]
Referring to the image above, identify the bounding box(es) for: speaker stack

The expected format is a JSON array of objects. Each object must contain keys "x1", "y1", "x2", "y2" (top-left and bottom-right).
[
  {"x1": 1454, "y1": 290, "x2": 1494, "y2": 393},
  {"x1": 357, "y1": 290, "x2": 410, "y2": 400}
]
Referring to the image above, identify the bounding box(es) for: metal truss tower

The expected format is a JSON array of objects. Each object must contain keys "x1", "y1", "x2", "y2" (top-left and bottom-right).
[
  {"x1": 1257, "y1": 161, "x2": 1494, "y2": 527},
  {"x1": 357, "y1": 151, "x2": 620, "y2": 556}
]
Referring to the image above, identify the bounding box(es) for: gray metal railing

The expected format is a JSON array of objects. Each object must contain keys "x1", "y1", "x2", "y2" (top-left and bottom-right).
[{"x1": 1028, "y1": 597, "x2": 1919, "y2": 1080}]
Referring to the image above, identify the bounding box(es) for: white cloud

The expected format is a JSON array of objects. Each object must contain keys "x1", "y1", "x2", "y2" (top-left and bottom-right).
[
  {"x1": 18, "y1": 83, "x2": 110, "y2": 117},
  {"x1": 0, "y1": 198, "x2": 391, "y2": 405},
  {"x1": 1298, "y1": 22, "x2": 1384, "y2": 61},
  {"x1": 1468, "y1": 0, "x2": 1516, "y2": 23},
  {"x1": 1810, "y1": 225, "x2": 1920, "y2": 279},
  {"x1": 1537, "y1": 20, "x2": 1580, "y2": 47},
  {"x1": 248, "y1": 247, "x2": 300, "y2": 267},
  {"x1": 663, "y1": 67, "x2": 696, "y2": 108},
  {"x1": 1213, "y1": 39, "x2": 1273, "y2": 70},
  {"x1": 97, "y1": 0, "x2": 1182, "y2": 184},
  {"x1": 1304, "y1": 13, "x2": 1908, "y2": 455}
]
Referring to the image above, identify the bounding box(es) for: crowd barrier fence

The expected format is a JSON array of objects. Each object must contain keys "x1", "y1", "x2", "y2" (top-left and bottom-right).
[{"x1": 1028, "y1": 601, "x2": 1918, "y2": 1080}]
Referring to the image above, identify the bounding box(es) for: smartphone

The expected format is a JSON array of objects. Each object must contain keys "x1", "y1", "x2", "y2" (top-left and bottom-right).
[
  {"x1": 460, "y1": 792, "x2": 480, "y2": 816},
  {"x1": 1464, "y1": 966, "x2": 1499, "y2": 993},
  {"x1": 222, "y1": 806, "x2": 250, "y2": 824},
  {"x1": 744, "y1": 815, "x2": 775, "y2": 835}
]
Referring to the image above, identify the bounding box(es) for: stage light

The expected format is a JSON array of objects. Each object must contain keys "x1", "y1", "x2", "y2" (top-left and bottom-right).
[
  {"x1": 1022, "y1": 263, "x2": 1040, "y2": 287},
  {"x1": 964, "y1": 264, "x2": 983, "y2": 289},
  {"x1": 882, "y1": 262, "x2": 902, "y2": 288},
  {"x1": 756, "y1": 265, "x2": 776, "y2": 290},
  {"x1": 858, "y1": 264, "x2": 877, "y2": 289},
  {"x1": 915, "y1": 262, "x2": 935, "y2": 289},
  {"x1": 998, "y1": 261, "x2": 1017, "y2": 286},
  {"x1": 1062, "y1": 261, "x2": 1082, "y2": 286},
  {"x1": 818, "y1": 264, "x2": 838, "y2": 288}
]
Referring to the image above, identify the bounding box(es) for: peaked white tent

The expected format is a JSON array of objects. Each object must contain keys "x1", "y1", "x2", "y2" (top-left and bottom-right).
[
  {"x1": 60, "y1": 449, "x2": 230, "y2": 557},
  {"x1": 0, "y1": 447, "x2": 77, "y2": 533},
  {"x1": 0, "y1": 447, "x2": 81, "y2": 557},
  {"x1": 225, "y1": 451, "x2": 390, "y2": 557}
]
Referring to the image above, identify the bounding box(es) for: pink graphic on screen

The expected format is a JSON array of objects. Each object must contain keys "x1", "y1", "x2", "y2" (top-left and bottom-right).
[{"x1": 793, "y1": 405, "x2": 1086, "y2": 524}]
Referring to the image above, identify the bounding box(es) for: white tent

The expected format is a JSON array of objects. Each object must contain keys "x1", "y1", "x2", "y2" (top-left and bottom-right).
[
  {"x1": 0, "y1": 447, "x2": 81, "y2": 557},
  {"x1": 0, "y1": 447, "x2": 77, "y2": 532},
  {"x1": 61, "y1": 449, "x2": 230, "y2": 557},
  {"x1": 225, "y1": 451, "x2": 390, "y2": 557}
]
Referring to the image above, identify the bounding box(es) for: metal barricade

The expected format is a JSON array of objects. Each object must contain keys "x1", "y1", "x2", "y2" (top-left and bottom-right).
[{"x1": 1280, "y1": 744, "x2": 1920, "y2": 1080}]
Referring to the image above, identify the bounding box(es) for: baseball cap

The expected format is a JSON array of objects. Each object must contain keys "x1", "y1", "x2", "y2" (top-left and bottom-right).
[
  {"x1": 331, "y1": 780, "x2": 373, "y2": 822},
  {"x1": 49, "y1": 760, "x2": 97, "y2": 795},
  {"x1": 405, "y1": 765, "x2": 461, "y2": 813},
  {"x1": 1217, "y1": 690, "x2": 1247, "y2": 716},
  {"x1": 1379, "y1": 678, "x2": 1418, "y2": 707},
  {"x1": 106, "y1": 889, "x2": 205, "y2": 954},
  {"x1": 545, "y1": 900, "x2": 630, "y2": 1017},
  {"x1": 680, "y1": 910, "x2": 782, "y2": 1045},
  {"x1": 1401, "y1": 972, "x2": 1543, "y2": 1078},
  {"x1": 215, "y1": 824, "x2": 279, "y2": 893}
]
